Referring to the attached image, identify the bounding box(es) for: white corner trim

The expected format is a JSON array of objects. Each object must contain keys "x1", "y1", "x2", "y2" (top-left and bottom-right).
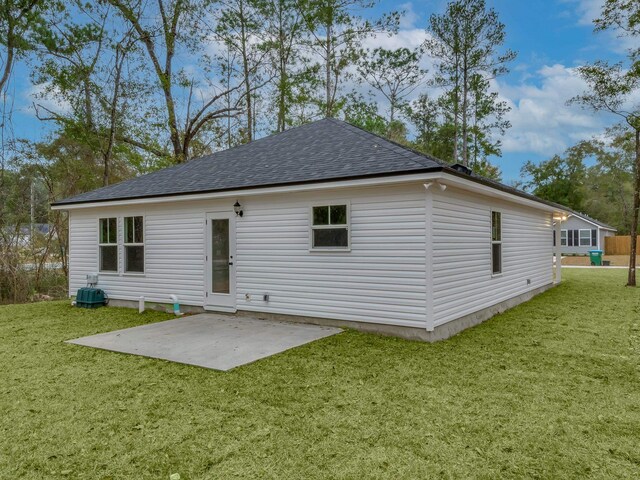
[{"x1": 425, "y1": 186, "x2": 434, "y2": 332}]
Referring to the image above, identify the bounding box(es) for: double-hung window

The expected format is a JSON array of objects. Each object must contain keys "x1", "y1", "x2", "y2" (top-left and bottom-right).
[
  {"x1": 99, "y1": 218, "x2": 118, "y2": 272},
  {"x1": 560, "y1": 230, "x2": 567, "y2": 246},
  {"x1": 311, "y1": 204, "x2": 349, "y2": 250},
  {"x1": 491, "y1": 211, "x2": 502, "y2": 275},
  {"x1": 578, "y1": 228, "x2": 598, "y2": 247},
  {"x1": 124, "y1": 216, "x2": 145, "y2": 273}
]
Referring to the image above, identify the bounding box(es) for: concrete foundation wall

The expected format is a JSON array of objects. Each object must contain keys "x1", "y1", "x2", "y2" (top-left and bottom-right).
[{"x1": 104, "y1": 282, "x2": 555, "y2": 342}]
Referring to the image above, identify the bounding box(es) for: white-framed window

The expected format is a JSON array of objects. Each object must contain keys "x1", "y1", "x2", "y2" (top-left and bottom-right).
[
  {"x1": 560, "y1": 229, "x2": 567, "y2": 246},
  {"x1": 124, "y1": 216, "x2": 145, "y2": 273},
  {"x1": 310, "y1": 203, "x2": 349, "y2": 250},
  {"x1": 491, "y1": 210, "x2": 502, "y2": 275},
  {"x1": 99, "y1": 217, "x2": 118, "y2": 272},
  {"x1": 579, "y1": 229, "x2": 592, "y2": 247}
]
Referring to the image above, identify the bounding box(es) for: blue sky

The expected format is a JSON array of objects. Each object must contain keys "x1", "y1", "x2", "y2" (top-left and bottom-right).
[
  {"x1": 7, "y1": 0, "x2": 637, "y2": 183},
  {"x1": 363, "y1": 0, "x2": 636, "y2": 182}
]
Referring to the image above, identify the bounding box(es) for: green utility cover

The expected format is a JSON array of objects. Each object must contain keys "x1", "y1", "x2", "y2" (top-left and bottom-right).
[{"x1": 76, "y1": 287, "x2": 106, "y2": 309}]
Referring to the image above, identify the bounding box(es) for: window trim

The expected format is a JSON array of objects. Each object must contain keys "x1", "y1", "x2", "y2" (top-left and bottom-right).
[
  {"x1": 123, "y1": 215, "x2": 146, "y2": 275},
  {"x1": 579, "y1": 229, "x2": 592, "y2": 247},
  {"x1": 309, "y1": 201, "x2": 351, "y2": 252},
  {"x1": 560, "y1": 229, "x2": 567, "y2": 246},
  {"x1": 98, "y1": 217, "x2": 119, "y2": 273},
  {"x1": 491, "y1": 210, "x2": 502, "y2": 276}
]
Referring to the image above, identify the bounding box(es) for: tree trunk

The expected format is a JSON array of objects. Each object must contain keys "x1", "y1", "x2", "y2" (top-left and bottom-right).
[
  {"x1": 390, "y1": 92, "x2": 395, "y2": 123},
  {"x1": 226, "y1": 47, "x2": 232, "y2": 148},
  {"x1": 627, "y1": 128, "x2": 640, "y2": 287},
  {"x1": 103, "y1": 48, "x2": 125, "y2": 186},
  {"x1": 278, "y1": 62, "x2": 287, "y2": 131},
  {"x1": 325, "y1": 22, "x2": 332, "y2": 117},
  {"x1": 0, "y1": 22, "x2": 15, "y2": 94},
  {"x1": 452, "y1": 52, "x2": 460, "y2": 163},
  {"x1": 239, "y1": 0, "x2": 252, "y2": 142},
  {"x1": 461, "y1": 56, "x2": 469, "y2": 166},
  {"x1": 277, "y1": 4, "x2": 286, "y2": 132}
]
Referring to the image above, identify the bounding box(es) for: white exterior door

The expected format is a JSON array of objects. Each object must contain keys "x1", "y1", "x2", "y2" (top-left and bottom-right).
[{"x1": 205, "y1": 212, "x2": 236, "y2": 311}]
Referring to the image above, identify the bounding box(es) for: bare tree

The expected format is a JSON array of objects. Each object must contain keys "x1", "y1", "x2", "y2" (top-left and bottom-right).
[{"x1": 108, "y1": 0, "x2": 253, "y2": 161}]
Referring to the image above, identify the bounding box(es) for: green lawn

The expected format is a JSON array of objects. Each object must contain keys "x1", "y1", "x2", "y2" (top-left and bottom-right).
[{"x1": 1, "y1": 269, "x2": 639, "y2": 479}]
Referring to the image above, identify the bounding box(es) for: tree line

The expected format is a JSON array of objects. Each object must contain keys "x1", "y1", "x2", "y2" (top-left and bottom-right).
[
  {"x1": 0, "y1": 0, "x2": 517, "y2": 302},
  {"x1": 0, "y1": 0, "x2": 639, "y2": 300},
  {"x1": 521, "y1": 0, "x2": 639, "y2": 285}
]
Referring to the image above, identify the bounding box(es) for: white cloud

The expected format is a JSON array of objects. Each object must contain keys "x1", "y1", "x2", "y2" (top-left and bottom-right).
[
  {"x1": 25, "y1": 82, "x2": 72, "y2": 117},
  {"x1": 398, "y1": 2, "x2": 420, "y2": 30},
  {"x1": 496, "y1": 63, "x2": 631, "y2": 156},
  {"x1": 568, "y1": 0, "x2": 602, "y2": 26},
  {"x1": 566, "y1": 0, "x2": 640, "y2": 55}
]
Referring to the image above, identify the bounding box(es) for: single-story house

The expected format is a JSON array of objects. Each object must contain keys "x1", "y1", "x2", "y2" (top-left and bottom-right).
[
  {"x1": 553, "y1": 212, "x2": 616, "y2": 255},
  {"x1": 52, "y1": 118, "x2": 570, "y2": 341}
]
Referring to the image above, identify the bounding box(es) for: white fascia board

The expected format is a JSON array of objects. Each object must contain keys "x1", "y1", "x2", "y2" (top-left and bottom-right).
[
  {"x1": 51, "y1": 172, "x2": 444, "y2": 210},
  {"x1": 51, "y1": 170, "x2": 567, "y2": 214}
]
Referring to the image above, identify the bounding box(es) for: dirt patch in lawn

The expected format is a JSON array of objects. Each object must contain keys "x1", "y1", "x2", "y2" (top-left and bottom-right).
[{"x1": 562, "y1": 255, "x2": 640, "y2": 266}]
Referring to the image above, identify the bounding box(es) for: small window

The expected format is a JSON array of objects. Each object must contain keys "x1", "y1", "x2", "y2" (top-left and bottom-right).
[
  {"x1": 99, "y1": 218, "x2": 118, "y2": 272},
  {"x1": 491, "y1": 211, "x2": 502, "y2": 275},
  {"x1": 579, "y1": 229, "x2": 592, "y2": 247},
  {"x1": 311, "y1": 204, "x2": 349, "y2": 249},
  {"x1": 124, "y1": 216, "x2": 144, "y2": 273},
  {"x1": 560, "y1": 230, "x2": 567, "y2": 246}
]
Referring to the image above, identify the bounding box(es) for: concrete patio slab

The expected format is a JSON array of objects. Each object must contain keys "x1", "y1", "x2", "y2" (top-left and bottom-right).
[{"x1": 67, "y1": 313, "x2": 342, "y2": 371}]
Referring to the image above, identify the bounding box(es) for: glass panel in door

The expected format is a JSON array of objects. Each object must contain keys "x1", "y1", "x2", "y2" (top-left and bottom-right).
[{"x1": 211, "y1": 219, "x2": 230, "y2": 294}]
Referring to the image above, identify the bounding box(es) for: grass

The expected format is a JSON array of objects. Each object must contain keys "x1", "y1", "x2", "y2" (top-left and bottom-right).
[{"x1": 1, "y1": 269, "x2": 639, "y2": 479}]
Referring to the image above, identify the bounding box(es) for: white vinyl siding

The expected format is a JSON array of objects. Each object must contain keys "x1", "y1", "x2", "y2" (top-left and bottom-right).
[
  {"x1": 67, "y1": 180, "x2": 556, "y2": 331},
  {"x1": 431, "y1": 186, "x2": 553, "y2": 327},
  {"x1": 236, "y1": 187, "x2": 427, "y2": 327},
  {"x1": 70, "y1": 204, "x2": 206, "y2": 306},
  {"x1": 68, "y1": 184, "x2": 428, "y2": 328}
]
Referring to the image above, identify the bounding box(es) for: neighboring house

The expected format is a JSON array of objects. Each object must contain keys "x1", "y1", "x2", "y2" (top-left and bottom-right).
[
  {"x1": 553, "y1": 212, "x2": 617, "y2": 255},
  {"x1": 52, "y1": 119, "x2": 569, "y2": 341},
  {"x1": 3, "y1": 224, "x2": 53, "y2": 247}
]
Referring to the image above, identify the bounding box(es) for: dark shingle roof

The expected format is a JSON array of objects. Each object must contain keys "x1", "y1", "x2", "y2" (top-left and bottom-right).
[
  {"x1": 53, "y1": 118, "x2": 444, "y2": 206},
  {"x1": 567, "y1": 210, "x2": 617, "y2": 231},
  {"x1": 51, "y1": 117, "x2": 572, "y2": 214}
]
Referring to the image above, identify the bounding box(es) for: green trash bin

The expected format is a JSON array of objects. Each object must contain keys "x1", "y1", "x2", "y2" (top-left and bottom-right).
[{"x1": 588, "y1": 250, "x2": 603, "y2": 266}]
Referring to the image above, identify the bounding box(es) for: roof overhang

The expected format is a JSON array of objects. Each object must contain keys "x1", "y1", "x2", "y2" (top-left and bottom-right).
[
  {"x1": 432, "y1": 172, "x2": 569, "y2": 216},
  {"x1": 51, "y1": 170, "x2": 570, "y2": 216}
]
